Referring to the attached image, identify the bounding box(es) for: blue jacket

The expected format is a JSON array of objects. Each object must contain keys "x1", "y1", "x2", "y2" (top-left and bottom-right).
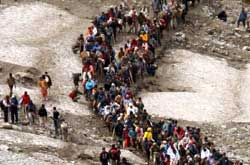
[
  {"x1": 239, "y1": 10, "x2": 247, "y2": 21},
  {"x1": 85, "y1": 80, "x2": 95, "y2": 90},
  {"x1": 10, "y1": 97, "x2": 18, "y2": 107}
]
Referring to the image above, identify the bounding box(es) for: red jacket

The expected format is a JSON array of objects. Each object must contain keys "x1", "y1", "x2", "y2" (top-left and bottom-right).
[
  {"x1": 174, "y1": 127, "x2": 185, "y2": 140},
  {"x1": 123, "y1": 128, "x2": 129, "y2": 139},
  {"x1": 69, "y1": 90, "x2": 76, "y2": 100},
  {"x1": 22, "y1": 94, "x2": 30, "y2": 105}
]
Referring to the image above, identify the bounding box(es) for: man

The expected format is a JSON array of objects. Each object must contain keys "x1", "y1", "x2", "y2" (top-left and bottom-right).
[
  {"x1": 72, "y1": 73, "x2": 81, "y2": 88},
  {"x1": 238, "y1": 7, "x2": 247, "y2": 27},
  {"x1": 182, "y1": 0, "x2": 189, "y2": 13},
  {"x1": 109, "y1": 144, "x2": 119, "y2": 165},
  {"x1": 6, "y1": 73, "x2": 16, "y2": 97},
  {"x1": 52, "y1": 107, "x2": 60, "y2": 136},
  {"x1": 218, "y1": 9, "x2": 227, "y2": 22},
  {"x1": 69, "y1": 88, "x2": 81, "y2": 102},
  {"x1": 10, "y1": 95, "x2": 18, "y2": 124},
  {"x1": 151, "y1": 142, "x2": 160, "y2": 165},
  {"x1": 105, "y1": 24, "x2": 113, "y2": 45},
  {"x1": 60, "y1": 120, "x2": 69, "y2": 141},
  {"x1": 72, "y1": 34, "x2": 84, "y2": 54},
  {"x1": 114, "y1": 120, "x2": 124, "y2": 145},
  {"x1": 27, "y1": 100, "x2": 36, "y2": 125},
  {"x1": 38, "y1": 104, "x2": 47, "y2": 127},
  {"x1": 20, "y1": 91, "x2": 31, "y2": 118},
  {"x1": 219, "y1": 153, "x2": 231, "y2": 165},
  {"x1": 2, "y1": 96, "x2": 10, "y2": 123},
  {"x1": 100, "y1": 147, "x2": 109, "y2": 165},
  {"x1": 152, "y1": 0, "x2": 161, "y2": 17},
  {"x1": 120, "y1": 158, "x2": 131, "y2": 165}
]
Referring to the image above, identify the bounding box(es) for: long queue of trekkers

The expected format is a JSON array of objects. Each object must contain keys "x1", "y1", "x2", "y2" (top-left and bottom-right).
[{"x1": 69, "y1": 0, "x2": 238, "y2": 164}]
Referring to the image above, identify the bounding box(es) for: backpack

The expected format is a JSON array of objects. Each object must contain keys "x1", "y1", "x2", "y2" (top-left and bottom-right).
[{"x1": 109, "y1": 148, "x2": 118, "y2": 160}]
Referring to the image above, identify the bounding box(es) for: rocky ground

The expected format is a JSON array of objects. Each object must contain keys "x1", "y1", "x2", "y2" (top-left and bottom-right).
[{"x1": 0, "y1": 0, "x2": 250, "y2": 164}]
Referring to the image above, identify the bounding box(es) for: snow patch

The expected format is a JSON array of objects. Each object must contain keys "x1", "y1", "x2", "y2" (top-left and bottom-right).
[
  {"x1": 142, "y1": 50, "x2": 245, "y2": 123},
  {"x1": 0, "y1": 2, "x2": 79, "y2": 41}
]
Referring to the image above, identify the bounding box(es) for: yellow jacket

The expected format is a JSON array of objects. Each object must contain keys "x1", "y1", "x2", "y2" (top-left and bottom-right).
[
  {"x1": 38, "y1": 80, "x2": 48, "y2": 89},
  {"x1": 140, "y1": 34, "x2": 149, "y2": 42},
  {"x1": 143, "y1": 128, "x2": 152, "y2": 140}
]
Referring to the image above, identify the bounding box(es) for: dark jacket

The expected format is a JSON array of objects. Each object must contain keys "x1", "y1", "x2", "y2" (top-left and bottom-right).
[
  {"x1": 9, "y1": 97, "x2": 18, "y2": 111},
  {"x1": 239, "y1": 10, "x2": 247, "y2": 21},
  {"x1": 53, "y1": 111, "x2": 60, "y2": 120},
  {"x1": 100, "y1": 151, "x2": 109, "y2": 165},
  {"x1": 38, "y1": 107, "x2": 47, "y2": 117},
  {"x1": 73, "y1": 73, "x2": 81, "y2": 85}
]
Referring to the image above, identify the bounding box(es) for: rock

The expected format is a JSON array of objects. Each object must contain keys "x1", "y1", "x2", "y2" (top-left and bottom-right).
[
  {"x1": 207, "y1": 28, "x2": 216, "y2": 35},
  {"x1": 14, "y1": 71, "x2": 35, "y2": 84},
  {"x1": 221, "y1": 125, "x2": 227, "y2": 129},
  {"x1": 242, "y1": 46, "x2": 250, "y2": 51},
  {"x1": 225, "y1": 31, "x2": 235, "y2": 37},
  {"x1": 243, "y1": 34, "x2": 250, "y2": 38},
  {"x1": 227, "y1": 17, "x2": 236, "y2": 24},
  {"x1": 0, "y1": 123, "x2": 13, "y2": 129},
  {"x1": 202, "y1": 6, "x2": 213, "y2": 17},
  {"x1": 234, "y1": 32, "x2": 242, "y2": 37},
  {"x1": 175, "y1": 32, "x2": 186, "y2": 42},
  {"x1": 234, "y1": 28, "x2": 244, "y2": 33},
  {"x1": 0, "y1": 145, "x2": 9, "y2": 151}
]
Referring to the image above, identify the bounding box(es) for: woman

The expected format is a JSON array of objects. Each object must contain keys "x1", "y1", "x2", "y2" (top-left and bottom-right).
[{"x1": 38, "y1": 76, "x2": 48, "y2": 101}]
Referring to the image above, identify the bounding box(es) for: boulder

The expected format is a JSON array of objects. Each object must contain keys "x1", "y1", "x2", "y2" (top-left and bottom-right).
[
  {"x1": 242, "y1": 46, "x2": 250, "y2": 51},
  {"x1": 14, "y1": 71, "x2": 36, "y2": 84},
  {"x1": 175, "y1": 32, "x2": 186, "y2": 42},
  {"x1": 0, "y1": 123, "x2": 13, "y2": 129}
]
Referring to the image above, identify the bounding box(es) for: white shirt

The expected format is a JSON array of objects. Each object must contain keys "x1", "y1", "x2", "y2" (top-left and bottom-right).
[{"x1": 201, "y1": 148, "x2": 211, "y2": 159}]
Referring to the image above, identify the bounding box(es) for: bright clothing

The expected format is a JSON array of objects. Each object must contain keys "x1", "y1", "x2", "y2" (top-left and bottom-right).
[{"x1": 143, "y1": 128, "x2": 153, "y2": 141}]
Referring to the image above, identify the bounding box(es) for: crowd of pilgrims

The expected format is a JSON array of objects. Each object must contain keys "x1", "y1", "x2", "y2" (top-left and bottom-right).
[
  {"x1": 0, "y1": 0, "x2": 239, "y2": 164},
  {"x1": 0, "y1": 0, "x2": 234, "y2": 165},
  {"x1": 69, "y1": 0, "x2": 236, "y2": 164}
]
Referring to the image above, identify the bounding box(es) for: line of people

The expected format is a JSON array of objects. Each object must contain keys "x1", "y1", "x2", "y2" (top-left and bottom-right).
[{"x1": 69, "y1": 0, "x2": 236, "y2": 165}]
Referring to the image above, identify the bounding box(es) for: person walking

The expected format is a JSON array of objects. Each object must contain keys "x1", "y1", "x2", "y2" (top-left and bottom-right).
[
  {"x1": 38, "y1": 104, "x2": 47, "y2": 127},
  {"x1": 52, "y1": 107, "x2": 60, "y2": 136},
  {"x1": 152, "y1": 0, "x2": 161, "y2": 18},
  {"x1": 237, "y1": 7, "x2": 247, "y2": 28},
  {"x1": 27, "y1": 100, "x2": 36, "y2": 125},
  {"x1": 20, "y1": 91, "x2": 31, "y2": 118},
  {"x1": 2, "y1": 96, "x2": 10, "y2": 123},
  {"x1": 109, "y1": 144, "x2": 119, "y2": 165},
  {"x1": 38, "y1": 76, "x2": 48, "y2": 101},
  {"x1": 10, "y1": 95, "x2": 18, "y2": 124},
  {"x1": 100, "y1": 147, "x2": 110, "y2": 165},
  {"x1": 72, "y1": 73, "x2": 81, "y2": 89},
  {"x1": 6, "y1": 73, "x2": 16, "y2": 97}
]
